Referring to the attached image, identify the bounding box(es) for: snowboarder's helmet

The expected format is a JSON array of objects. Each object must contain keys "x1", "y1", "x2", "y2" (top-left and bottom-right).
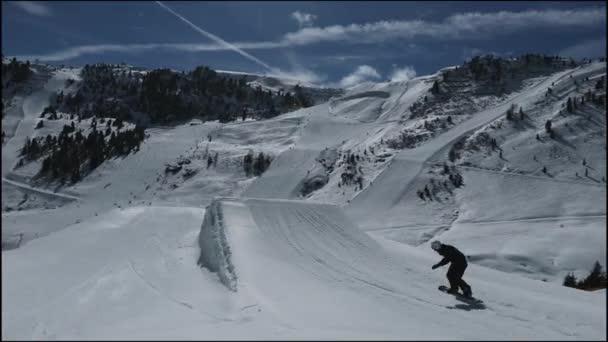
[{"x1": 431, "y1": 240, "x2": 442, "y2": 251}]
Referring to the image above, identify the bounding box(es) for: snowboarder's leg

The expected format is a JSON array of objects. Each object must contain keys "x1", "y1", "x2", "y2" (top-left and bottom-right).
[
  {"x1": 457, "y1": 264, "x2": 472, "y2": 297},
  {"x1": 446, "y1": 265, "x2": 460, "y2": 293},
  {"x1": 461, "y1": 281, "x2": 472, "y2": 298},
  {"x1": 448, "y1": 263, "x2": 469, "y2": 294},
  {"x1": 459, "y1": 278, "x2": 470, "y2": 290}
]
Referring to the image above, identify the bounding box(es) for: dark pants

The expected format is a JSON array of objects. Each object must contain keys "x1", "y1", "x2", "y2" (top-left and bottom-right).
[{"x1": 447, "y1": 262, "x2": 470, "y2": 292}]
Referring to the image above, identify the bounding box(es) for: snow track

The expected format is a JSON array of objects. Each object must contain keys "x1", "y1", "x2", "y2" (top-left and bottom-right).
[{"x1": 2, "y1": 177, "x2": 81, "y2": 201}]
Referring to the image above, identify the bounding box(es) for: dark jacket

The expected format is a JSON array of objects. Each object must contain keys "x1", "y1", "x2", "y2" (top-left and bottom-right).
[{"x1": 435, "y1": 244, "x2": 467, "y2": 268}]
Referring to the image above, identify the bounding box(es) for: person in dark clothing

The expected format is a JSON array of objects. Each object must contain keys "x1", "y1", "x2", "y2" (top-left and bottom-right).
[{"x1": 431, "y1": 240, "x2": 472, "y2": 297}]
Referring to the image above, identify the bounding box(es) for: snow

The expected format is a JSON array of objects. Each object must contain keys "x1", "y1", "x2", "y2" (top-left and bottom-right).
[
  {"x1": 456, "y1": 168, "x2": 605, "y2": 223},
  {"x1": 216, "y1": 69, "x2": 316, "y2": 88},
  {"x1": 2, "y1": 59, "x2": 606, "y2": 339},
  {"x1": 4, "y1": 199, "x2": 604, "y2": 339},
  {"x1": 346, "y1": 62, "x2": 606, "y2": 227}
]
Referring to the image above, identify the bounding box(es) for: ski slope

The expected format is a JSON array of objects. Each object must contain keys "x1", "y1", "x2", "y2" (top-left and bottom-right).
[
  {"x1": 2, "y1": 59, "x2": 606, "y2": 339},
  {"x1": 3, "y1": 199, "x2": 604, "y2": 339},
  {"x1": 346, "y1": 62, "x2": 606, "y2": 229}
]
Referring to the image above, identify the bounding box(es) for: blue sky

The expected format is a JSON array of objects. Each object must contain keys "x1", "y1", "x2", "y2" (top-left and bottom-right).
[{"x1": 2, "y1": 1, "x2": 606, "y2": 86}]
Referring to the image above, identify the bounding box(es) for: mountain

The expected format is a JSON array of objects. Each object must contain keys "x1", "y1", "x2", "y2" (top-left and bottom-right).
[
  {"x1": 2, "y1": 55, "x2": 606, "y2": 339},
  {"x1": 215, "y1": 69, "x2": 343, "y2": 104}
]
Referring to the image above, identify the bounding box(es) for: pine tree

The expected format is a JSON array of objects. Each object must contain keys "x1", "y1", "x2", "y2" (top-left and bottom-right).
[
  {"x1": 579, "y1": 261, "x2": 605, "y2": 290},
  {"x1": 545, "y1": 120, "x2": 552, "y2": 133},
  {"x1": 519, "y1": 107, "x2": 524, "y2": 120},
  {"x1": 448, "y1": 148, "x2": 457, "y2": 162},
  {"x1": 595, "y1": 77, "x2": 604, "y2": 90},
  {"x1": 243, "y1": 150, "x2": 253, "y2": 176},
  {"x1": 431, "y1": 80, "x2": 440, "y2": 95},
  {"x1": 506, "y1": 107, "x2": 513, "y2": 121},
  {"x1": 563, "y1": 273, "x2": 577, "y2": 288},
  {"x1": 253, "y1": 152, "x2": 266, "y2": 176},
  {"x1": 454, "y1": 173, "x2": 463, "y2": 188},
  {"x1": 567, "y1": 98, "x2": 573, "y2": 113}
]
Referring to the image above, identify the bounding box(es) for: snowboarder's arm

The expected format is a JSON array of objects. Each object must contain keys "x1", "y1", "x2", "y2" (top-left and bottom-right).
[{"x1": 433, "y1": 257, "x2": 450, "y2": 269}]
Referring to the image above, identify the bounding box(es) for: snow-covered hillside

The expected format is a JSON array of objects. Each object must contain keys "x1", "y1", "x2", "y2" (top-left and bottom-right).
[{"x1": 2, "y1": 57, "x2": 606, "y2": 339}]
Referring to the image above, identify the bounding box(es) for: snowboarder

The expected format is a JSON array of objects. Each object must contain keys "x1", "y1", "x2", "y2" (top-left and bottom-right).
[{"x1": 431, "y1": 240, "x2": 472, "y2": 298}]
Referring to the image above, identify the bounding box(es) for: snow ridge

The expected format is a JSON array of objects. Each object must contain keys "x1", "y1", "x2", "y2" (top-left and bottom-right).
[{"x1": 197, "y1": 200, "x2": 237, "y2": 291}]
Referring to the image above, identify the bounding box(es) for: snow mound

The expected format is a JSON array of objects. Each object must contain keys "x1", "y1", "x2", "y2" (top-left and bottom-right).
[
  {"x1": 198, "y1": 197, "x2": 382, "y2": 293},
  {"x1": 197, "y1": 200, "x2": 237, "y2": 291}
]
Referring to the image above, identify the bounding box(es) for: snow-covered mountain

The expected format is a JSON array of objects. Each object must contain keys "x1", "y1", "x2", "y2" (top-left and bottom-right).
[
  {"x1": 2, "y1": 55, "x2": 606, "y2": 339},
  {"x1": 216, "y1": 69, "x2": 343, "y2": 105}
]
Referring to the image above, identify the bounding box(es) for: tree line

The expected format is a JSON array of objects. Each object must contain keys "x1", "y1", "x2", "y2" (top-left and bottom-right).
[
  {"x1": 243, "y1": 150, "x2": 272, "y2": 177},
  {"x1": 20, "y1": 123, "x2": 145, "y2": 184},
  {"x1": 563, "y1": 261, "x2": 607, "y2": 291},
  {"x1": 2, "y1": 57, "x2": 32, "y2": 85},
  {"x1": 52, "y1": 63, "x2": 313, "y2": 125}
]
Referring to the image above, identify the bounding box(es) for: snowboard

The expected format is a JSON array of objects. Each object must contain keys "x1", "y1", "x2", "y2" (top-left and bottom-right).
[{"x1": 438, "y1": 285, "x2": 483, "y2": 304}]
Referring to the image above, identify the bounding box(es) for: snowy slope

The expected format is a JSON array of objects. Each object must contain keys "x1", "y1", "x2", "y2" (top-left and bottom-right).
[
  {"x1": 346, "y1": 63, "x2": 605, "y2": 227},
  {"x1": 2, "y1": 58, "x2": 606, "y2": 339},
  {"x1": 3, "y1": 198, "x2": 604, "y2": 339}
]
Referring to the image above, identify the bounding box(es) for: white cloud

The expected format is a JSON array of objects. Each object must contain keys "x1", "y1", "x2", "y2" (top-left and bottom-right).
[
  {"x1": 389, "y1": 66, "x2": 417, "y2": 82},
  {"x1": 326, "y1": 55, "x2": 369, "y2": 62},
  {"x1": 272, "y1": 68, "x2": 326, "y2": 85},
  {"x1": 15, "y1": 41, "x2": 286, "y2": 62},
  {"x1": 277, "y1": 51, "x2": 327, "y2": 85},
  {"x1": 11, "y1": 1, "x2": 52, "y2": 16},
  {"x1": 291, "y1": 11, "x2": 317, "y2": 27},
  {"x1": 559, "y1": 38, "x2": 607, "y2": 59},
  {"x1": 14, "y1": 7, "x2": 606, "y2": 64},
  {"x1": 282, "y1": 7, "x2": 605, "y2": 46},
  {"x1": 339, "y1": 65, "x2": 381, "y2": 88}
]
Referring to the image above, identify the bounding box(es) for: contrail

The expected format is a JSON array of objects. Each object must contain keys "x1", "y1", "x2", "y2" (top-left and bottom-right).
[{"x1": 155, "y1": 1, "x2": 274, "y2": 72}]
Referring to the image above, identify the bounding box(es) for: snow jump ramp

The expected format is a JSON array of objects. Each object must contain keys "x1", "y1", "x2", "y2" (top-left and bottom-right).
[
  {"x1": 198, "y1": 197, "x2": 390, "y2": 292},
  {"x1": 196, "y1": 198, "x2": 605, "y2": 339}
]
